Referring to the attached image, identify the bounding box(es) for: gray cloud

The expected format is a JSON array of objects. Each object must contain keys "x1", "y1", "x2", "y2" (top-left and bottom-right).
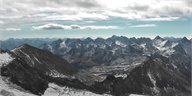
[
  {"x1": 127, "y1": 4, "x2": 149, "y2": 11},
  {"x1": 73, "y1": 0, "x2": 100, "y2": 8},
  {"x1": 32, "y1": 23, "x2": 118, "y2": 30}
]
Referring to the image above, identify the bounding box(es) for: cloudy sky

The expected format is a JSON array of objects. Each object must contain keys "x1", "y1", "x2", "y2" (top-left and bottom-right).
[{"x1": 0, "y1": 0, "x2": 191, "y2": 39}]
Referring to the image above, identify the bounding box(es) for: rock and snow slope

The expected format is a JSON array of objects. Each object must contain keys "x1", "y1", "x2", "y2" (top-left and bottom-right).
[
  {"x1": 43, "y1": 83, "x2": 111, "y2": 96},
  {"x1": 0, "y1": 52, "x2": 35, "y2": 96}
]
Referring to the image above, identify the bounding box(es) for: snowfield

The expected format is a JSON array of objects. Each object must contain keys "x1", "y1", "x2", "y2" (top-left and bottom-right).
[
  {"x1": 0, "y1": 76, "x2": 36, "y2": 96},
  {"x1": 43, "y1": 83, "x2": 111, "y2": 96}
]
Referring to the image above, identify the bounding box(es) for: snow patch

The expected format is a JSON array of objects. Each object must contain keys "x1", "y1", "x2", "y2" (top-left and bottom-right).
[
  {"x1": 140, "y1": 43, "x2": 146, "y2": 49},
  {"x1": 147, "y1": 72, "x2": 159, "y2": 94},
  {"x1": 148, "y1": 72, "x2": 156, "y2": 87},
  {"x1": 0, "y1": 53, "x2": 14, "y2": 66},
  {"x1": 48, "y1": 70, "x2": 69, "y2": 78},
  {"x1": 115, "y1": 41, "x2": 126, "y2": 47},
  {"x1": 60, "y1": 41, "x2": 67, "y2": 48},
  {"x1": 115, "y1": 74, "x2": 127, "y2": 79},
  {"x1": 33, "y1": 54, "x2": 41, "y2": 64},
  {"x1": 129, "y1": 94, "x2": 147, "y2": 96},
  {"x1": 171, "y1": 42, "x2": 178, "y2": 48},
  {"x1": 171, "y1": 63, "x2": 177, "y2": 69},
  {"x1": 48, "y1": 44, "x2": 54, "y2": 53}
]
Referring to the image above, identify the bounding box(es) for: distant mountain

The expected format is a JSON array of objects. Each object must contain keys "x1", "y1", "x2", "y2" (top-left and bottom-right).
[
  {"x1": 41, "y1": 35, "x2": 190, "y2": 69},
  {"x1": 163, "y1": 37, "x2": 182, "y2": 42},
  {"x1": 0, "y1": 38, "x2": 57, "y2": 50},
  {"x1": 178, "y1": 37, "x2": 191, "y2": 56}
]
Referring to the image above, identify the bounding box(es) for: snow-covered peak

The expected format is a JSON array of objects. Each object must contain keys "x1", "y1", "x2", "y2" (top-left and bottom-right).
[
  {"x1": 153, "y1": 40, "x2": 179, "y2": 57},
  {"x1": 153, "y1": 39, "x2": 167, "y2": 48},
  {"x1": 153, "y1": 37, "x2": 176, "y2": 54}
]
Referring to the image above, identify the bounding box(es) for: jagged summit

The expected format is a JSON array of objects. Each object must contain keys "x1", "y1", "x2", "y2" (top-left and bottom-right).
[
  {"x1": 83, "y1": 37, "x2": 94, "y2": 43},
  {"x1": 180, "y1": 37, "x2": 190, "y2": 43},
  {"x1": 154, "y1": 36, "x2": 164, "y2": 40},
  {"x1": 111, "y1": 35, "x2": 119, "y2": 38},
  {"x1": 12, "y1": 44, "x2": 77, "y2": 75},
  {"x1": 85, "y1": 37, "x2": 93, "y2": 41},
  {"x1": 51, "y1": 39, "x2": 64, "y2": 46}
]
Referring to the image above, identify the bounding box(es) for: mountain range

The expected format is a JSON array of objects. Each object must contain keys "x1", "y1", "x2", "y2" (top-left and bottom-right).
[{"x1": 0, "y1": 36, "x2": 191, "y2": 96}]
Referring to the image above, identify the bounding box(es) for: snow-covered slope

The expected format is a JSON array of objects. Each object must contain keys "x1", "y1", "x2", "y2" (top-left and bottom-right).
[
  {"x1": 152, "y1": 37, "x2": 179, "y2": 56},
  {"x1": 0, "y1": 52, "x2": 35, "y2": 96},
  {"x1": 43, "y1": 83, "x2": 111, "y2": 96},
  {"x1": 0, "y1": 76, "x2": 35, "y2": 96}
]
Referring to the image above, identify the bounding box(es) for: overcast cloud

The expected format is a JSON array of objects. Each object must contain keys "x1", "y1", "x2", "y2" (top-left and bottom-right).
[
  {"x1": 0, "y1": 0, "x2": 191, "y2": 35},
  {"x1": 0, "y1": 0, "x2": 191, "y2": 22}
]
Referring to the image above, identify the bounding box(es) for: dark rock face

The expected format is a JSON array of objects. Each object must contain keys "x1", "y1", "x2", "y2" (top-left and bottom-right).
[
  {"x1": 1, "y1": 58, "x2": 48, "y2": 95},
  {"x1": 13, "y1": 44, "x2": 77, "y2": 75}
]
